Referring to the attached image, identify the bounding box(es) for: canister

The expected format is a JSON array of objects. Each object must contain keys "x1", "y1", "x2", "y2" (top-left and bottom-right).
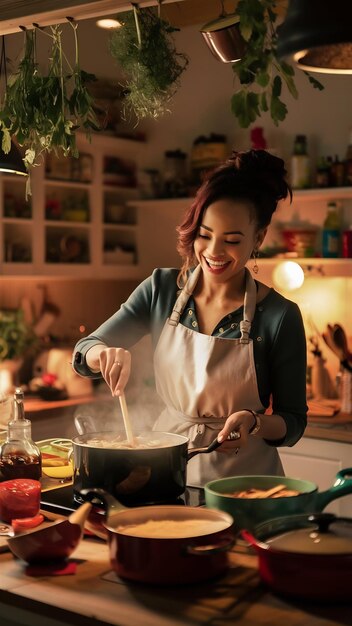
[{"x1": 342, "y1": 227, "x2": 352, "y2": 258}]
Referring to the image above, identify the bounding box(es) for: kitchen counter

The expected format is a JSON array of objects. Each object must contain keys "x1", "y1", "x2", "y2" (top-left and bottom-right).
[
  {"x1": 306, "y1": 413, "x2": 352, "y2": 444},
  {"x1": 0, "y1": 536, "x2": 350, "y2": 626},
  {"x1": 23, "y1": 394, "x2": 96, "y2": 441}
]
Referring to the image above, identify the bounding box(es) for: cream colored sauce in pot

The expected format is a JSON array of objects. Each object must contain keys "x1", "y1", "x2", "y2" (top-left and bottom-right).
[{"x1": 116, "y1": 518, "x2": 229, "y2": 538}]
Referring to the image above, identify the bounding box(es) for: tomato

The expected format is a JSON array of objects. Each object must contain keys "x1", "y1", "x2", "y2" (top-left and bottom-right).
[
  {"x1": 12, "y1": 514, "x2": 44, "y2": 533},
  {"x1": 0, "y1": 479, "x2": 41, "y2": 523}
]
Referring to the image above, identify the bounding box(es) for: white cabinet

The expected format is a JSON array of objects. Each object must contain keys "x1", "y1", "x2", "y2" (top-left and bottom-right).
[
  {"x1": 0, "y1": 133, "x2": 145, "y2": 278},
  {"x1": 279, "y1": 437, "x2": 352, "y2": 516},
  {"x1": 135, "y1": 198, "x2": 187, "y2": 274}
]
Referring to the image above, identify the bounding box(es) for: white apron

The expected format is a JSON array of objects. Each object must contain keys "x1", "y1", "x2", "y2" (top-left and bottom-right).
[{"x1": 153, "y1": 265, "x2": 284, "y2": 487}]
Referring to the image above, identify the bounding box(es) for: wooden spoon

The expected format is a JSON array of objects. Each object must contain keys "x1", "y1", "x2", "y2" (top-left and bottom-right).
[{"x1": 118, "y1": 393, "x2": 135, "y2": 446}]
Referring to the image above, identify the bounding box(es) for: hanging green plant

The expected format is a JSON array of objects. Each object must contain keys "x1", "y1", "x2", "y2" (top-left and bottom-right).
[
  {"x1": 231, "y1": 0, "x2": 324, "y2": 128},
  {"x1": 0, "y1": 21, "x2": 99, "y2": 193},
  {"x1": 109, "y1": 4, "x2": 188, "y2": 121}
]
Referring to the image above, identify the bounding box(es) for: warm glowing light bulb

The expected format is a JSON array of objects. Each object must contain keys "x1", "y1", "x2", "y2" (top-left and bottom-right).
[
  {"x1": 96, "y1": 18, "x2": 122, "y2": 29},
  {"x1": 272, "y1": 261, "x2": 305, "y2": 291}
]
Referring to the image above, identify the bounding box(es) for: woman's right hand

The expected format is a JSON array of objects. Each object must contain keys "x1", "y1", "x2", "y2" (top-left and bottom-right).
[{"x1": 98, "y1": 347, "x2": 131, "y2": 396}]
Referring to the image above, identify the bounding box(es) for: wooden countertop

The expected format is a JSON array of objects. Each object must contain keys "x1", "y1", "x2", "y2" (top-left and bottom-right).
[
  {"x1": 0, "y1": 537, "x2": 350, "y2": 626},
  {"x1": 306, "y1": 412, "x2": 352, "y2": 444}
]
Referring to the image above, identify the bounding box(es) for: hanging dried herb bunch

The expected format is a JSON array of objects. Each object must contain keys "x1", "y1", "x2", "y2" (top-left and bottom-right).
[
  {"x1": 109, "y1": 4, "x2": 188, "y2": 121},
  {"x1": 231, "y1": 0, "x2": 324, "y2": 128},
  {"x1": 0, "y1": 20, "x2": 99, "y2": 192}
]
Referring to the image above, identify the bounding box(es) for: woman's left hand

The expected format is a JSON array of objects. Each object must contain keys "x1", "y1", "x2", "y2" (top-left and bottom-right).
[{"x1": 216, "y1": 410, "x2": 256, "y2": 454}]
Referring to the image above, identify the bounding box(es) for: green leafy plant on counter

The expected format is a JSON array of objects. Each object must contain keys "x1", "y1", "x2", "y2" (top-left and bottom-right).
[
  {"x1": 109, "y1": 3, "x2": 188, "y2": 121},
  {"x1": 0, "y1": 21, "x2": 100, "y2": 194},
  {"x1": 0, "y1": 310, "x2": 38, "y2": 363},
  {"x1": 231, "y1": 0, "x2": 324, "y2": 128}
]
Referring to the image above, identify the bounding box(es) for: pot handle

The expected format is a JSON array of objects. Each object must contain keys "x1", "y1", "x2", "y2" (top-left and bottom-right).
[
  {"x1": 186, "y1": 533, "x2": 235, "y2": 556},
  {"x1": 187, "y1": 436, "x2": 222, "y2": 460},
  {"x1": 188, "y1": 431, "x2": 240, "y2": 460},
  {"x1": 314, "y1": 467, "x2": 352, "y2": 511},
  {"x1": 240, "y1": 529, "x2": 267, "y2": 552},
  {"x1": 79, "y1": 487, "x2": 127, "y2": 519}
]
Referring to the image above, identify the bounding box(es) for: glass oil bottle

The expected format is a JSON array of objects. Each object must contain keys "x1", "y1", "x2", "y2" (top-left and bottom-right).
[{"x1": 0, "y1": 388, "x2": 42, "y2": 481}]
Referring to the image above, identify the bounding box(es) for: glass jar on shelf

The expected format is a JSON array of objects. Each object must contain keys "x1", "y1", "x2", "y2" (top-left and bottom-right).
[{"x1": 291, "y1": 134, "x2": 310, "y2": 189}]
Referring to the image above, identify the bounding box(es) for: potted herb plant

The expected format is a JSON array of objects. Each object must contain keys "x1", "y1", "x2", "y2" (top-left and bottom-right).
[{"x1": 0, "y1": 309, "x2": 38, "y2": 395}]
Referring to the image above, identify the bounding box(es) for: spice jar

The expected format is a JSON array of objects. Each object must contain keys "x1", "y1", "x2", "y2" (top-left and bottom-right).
[
  {"x1": 163, "y1": 149, "x2": 187, "y2": 198},
  {"x1": 291, "y1": 135, "x2": 310, "y2": 189}
]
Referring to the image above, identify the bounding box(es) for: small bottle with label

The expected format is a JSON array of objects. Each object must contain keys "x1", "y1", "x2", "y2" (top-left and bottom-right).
[
  {"x1": 250, "y1": 126, "x2": 267, "y2": 150},
  {"x1": 0, "y1": 388, "x2": 42, "y2": 481},
  {"x1": 342, "y1": 225, "x2": 352, "y2": 258},
  {"x1": 291, "y1": 135, "x2": 310, "y2": 189},
  {"x1": 322, "y1": 201, "x2": 341, "y2": 258},
  {"x1": 330, "y1": 155, "x2": 345, "y2": 187},
  {"x1": 344, "y1": 128, "x2": 352, "y2": 186},
  {"x1": 315, "y1": 156, "x2": 330, "y2": 188}
]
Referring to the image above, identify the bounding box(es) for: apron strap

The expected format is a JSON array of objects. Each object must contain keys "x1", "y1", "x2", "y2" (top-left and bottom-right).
[
  {"x1": 169, "y1": 265, "x2": 202, "y2": 326},
  {"x1": 169, "y1": 264, "x2": 258, "y2": 337},
  {"x1": 240, "y1": 268, "x2": 257, "y2": 343}
]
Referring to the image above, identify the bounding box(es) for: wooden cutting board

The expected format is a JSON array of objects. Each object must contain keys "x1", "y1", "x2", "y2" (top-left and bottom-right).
[{"x1": 308, "y1": 399, "x2": 340, "y2": 417}]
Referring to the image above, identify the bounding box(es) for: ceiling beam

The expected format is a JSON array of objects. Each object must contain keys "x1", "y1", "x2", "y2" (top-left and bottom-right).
[
  {"x1": 0, "y1": 0, "x2": 286, "y2": 36},
  {"x1": 0, "y1": 0, "x2": 186, "y2": 35}
]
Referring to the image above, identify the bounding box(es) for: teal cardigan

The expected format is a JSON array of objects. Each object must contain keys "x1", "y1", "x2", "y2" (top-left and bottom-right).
[{"x1": 73, "y1": 268, "x2": 307, "y2": 447}]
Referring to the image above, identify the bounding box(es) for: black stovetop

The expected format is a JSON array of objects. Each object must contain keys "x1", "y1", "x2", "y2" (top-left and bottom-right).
[{"x1": 40, "y1": 484, "x2": 205, "y2": 516}]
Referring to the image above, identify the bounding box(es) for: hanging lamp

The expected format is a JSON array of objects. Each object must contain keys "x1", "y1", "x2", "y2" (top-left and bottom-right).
[
  {"x1": 277, "y1": 0, "x2": 352, "y2": 74},
  {"x1": 0, "y1": 142, "x2": 27, "y2": 176}
]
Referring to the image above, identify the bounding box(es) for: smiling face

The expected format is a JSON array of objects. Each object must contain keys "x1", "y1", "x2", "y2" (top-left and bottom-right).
[{"x1": 193, "y1": 199, "x2": 266, "y2": 282}]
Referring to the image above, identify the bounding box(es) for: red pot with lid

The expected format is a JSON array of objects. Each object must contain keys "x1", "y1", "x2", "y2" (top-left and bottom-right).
[{"x1": 241, "y1": 512, "x2": 352, "y2": 601}]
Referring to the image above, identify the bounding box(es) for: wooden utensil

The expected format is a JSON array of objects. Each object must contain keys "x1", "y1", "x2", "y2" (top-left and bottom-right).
[
  {"x1": 118, "y1": 393, "x2": 135, "y2": 446},
  {"x1": 322, "y1": 323, "x2": 351, "y2": 362}
]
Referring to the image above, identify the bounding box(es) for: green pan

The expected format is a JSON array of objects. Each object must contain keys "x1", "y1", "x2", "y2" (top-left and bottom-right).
[{"x1": 204, "y1": 468, "x2": 352, "y2": 531}]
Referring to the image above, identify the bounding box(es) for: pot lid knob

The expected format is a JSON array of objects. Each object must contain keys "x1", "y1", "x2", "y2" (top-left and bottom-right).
[{"x1": 308, "y1": 512, "x2": 337, "y2": 532}]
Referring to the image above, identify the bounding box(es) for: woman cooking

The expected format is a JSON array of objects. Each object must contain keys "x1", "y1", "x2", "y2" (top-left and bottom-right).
[{"x1": 72, "y1": 149, "x2": 307, "y2": 487}]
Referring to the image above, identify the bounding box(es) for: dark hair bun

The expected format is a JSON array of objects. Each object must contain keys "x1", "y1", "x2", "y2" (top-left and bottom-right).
[{"x1": 229, "y1": 149, "x2": 290, "y2": 203}]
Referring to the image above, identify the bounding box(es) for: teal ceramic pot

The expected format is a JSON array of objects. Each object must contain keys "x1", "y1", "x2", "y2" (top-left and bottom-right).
[{"x1": 204, "y1": 468, "x2": 352, "y2": 531}]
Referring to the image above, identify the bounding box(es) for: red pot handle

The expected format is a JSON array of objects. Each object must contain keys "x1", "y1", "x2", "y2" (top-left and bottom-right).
[
  {"x1": 241, "y1": 529, "x2": 257, "y2": 546},
  {"x1": 241, "y1": 529, "x2": 268, "y2": 552},
  {"x1": 186, "y1": 533, "x2": 235, "y2": 556}
]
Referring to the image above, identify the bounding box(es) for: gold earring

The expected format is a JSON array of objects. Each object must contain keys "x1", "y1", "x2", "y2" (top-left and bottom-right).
[{"x1": 252, "y1": 249, "x2": 259, "y2": 274}]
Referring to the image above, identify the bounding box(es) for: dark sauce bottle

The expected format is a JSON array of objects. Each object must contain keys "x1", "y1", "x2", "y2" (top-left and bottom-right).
[{"x1": 0, "y1": 388, "x2": 42, "y2": 481}]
